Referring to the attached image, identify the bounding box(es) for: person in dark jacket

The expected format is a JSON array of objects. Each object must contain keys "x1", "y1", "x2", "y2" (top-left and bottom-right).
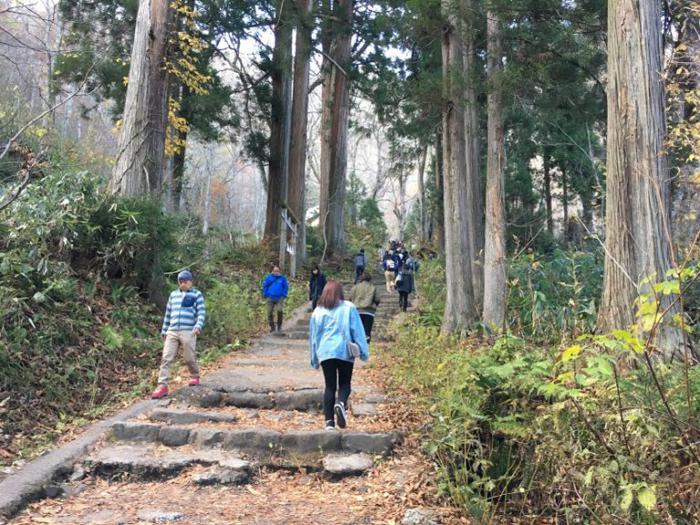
[
  {"x1": 395, "y1": 269, "x2": 414, "y2": 312},
  {"x1": 308, "y1": 264, "x2": 327, "y2": 311},
  {"x1": 353, "y1": 249, "x2": 367, "y2": 284},
  {"x1": 262, "y1": 265, "x2": 289, "y2": 333}
]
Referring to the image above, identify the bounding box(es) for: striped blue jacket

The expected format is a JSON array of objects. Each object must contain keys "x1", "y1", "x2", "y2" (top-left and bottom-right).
[{"x1": 161, "y1": 288, "x2": 206, "y2": 335}]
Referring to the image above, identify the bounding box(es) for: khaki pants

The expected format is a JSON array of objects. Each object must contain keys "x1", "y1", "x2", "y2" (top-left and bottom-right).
[
  {"x1": 266, "y1": 298, "x2": 285, "y2": 316},
  {"x1": 158, "y1": 330, "x2": 200, "y2": 385},
  {"x1": 384, "y1": 271, "x2": 395, "y2": 293}
]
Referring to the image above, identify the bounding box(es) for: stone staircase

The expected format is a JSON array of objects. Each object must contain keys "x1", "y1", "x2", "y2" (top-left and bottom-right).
[
  {"x1": 5, "y1": 271, "x2": 419, "y2": 524},
  {"x1": 269, "y1": 274, "x2": 401, "y2": 342}
]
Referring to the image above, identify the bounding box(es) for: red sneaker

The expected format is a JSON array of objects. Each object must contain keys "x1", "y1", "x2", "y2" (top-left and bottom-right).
[
  {"x1": 188, "y1": 376, "x2": 201, "y2": 386},
  {"x1": 151, "y1": 385, "x2": 168, "y2": 399}
]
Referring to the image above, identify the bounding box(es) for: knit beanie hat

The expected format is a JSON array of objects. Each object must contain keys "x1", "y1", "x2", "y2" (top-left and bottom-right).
[{"x1": 177, "y1": 270, "x2": 193, "y2": 282}]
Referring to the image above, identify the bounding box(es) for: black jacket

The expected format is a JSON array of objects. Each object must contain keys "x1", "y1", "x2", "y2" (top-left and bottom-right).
[
  {"x1": 395, "y1": 272, "x2": 414, "y2": 294},
  {"x1": 309, "y1": 272, "x2": 327, "y2": 300}
]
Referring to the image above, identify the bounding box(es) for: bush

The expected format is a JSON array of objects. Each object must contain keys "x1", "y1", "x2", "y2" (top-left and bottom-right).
[
  {"x1": 389, "y1": 319, "x2": 700, "y2": 523},
  {"x1": 390, "y1": 254, "x2": 700, "y2": 523}
]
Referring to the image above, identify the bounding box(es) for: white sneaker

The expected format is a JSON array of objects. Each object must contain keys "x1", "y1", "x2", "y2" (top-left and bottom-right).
[
  {"x1": 334, "y1": 402, "x2": 347, "y2": 429},
  {"x1": 324, "y1": 420, "x2": 336, "y2": 431}
]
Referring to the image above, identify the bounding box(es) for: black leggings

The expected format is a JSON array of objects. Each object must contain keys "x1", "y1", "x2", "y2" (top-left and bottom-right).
[
  {"x1": 321, "y1": 359, "x2": 354, "y2": 424},
  {"x1": 399, "y1": 291, "x2": 409, "y2": 311},
  {"x1": 359, "y1": 313, "x2": 374, "y2": 342}
]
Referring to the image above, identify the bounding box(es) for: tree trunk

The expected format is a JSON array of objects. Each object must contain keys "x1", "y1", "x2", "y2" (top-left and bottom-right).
[
  {"x1": 543, "y1": 146, "x2": 553, "y2": 234},
  {"x1": 110, "y1": 0, "x2": 171, "y2": 197},
  {"x1": 318, "y1": 0, "x2": 333, "y2": 255},
  {"x1": 463, "y1": 0, "x2": 484, "y2": 311},
  {"x1": 417, "y1": 144, "x2": 428, "y2": 243},
  {"x1": 264, "y1": 0, "x2": 293, "y2": 244},
  {"x1": 172, "y1": 132, "x2": 187, "y2": 211},
  {"x1": 482, "y1": 8, "x2": 507, "y2": 330},
  {"x1": 441, "y1": 0, "x2": 478, "y2": 335},
  {"x1": 433, "y1": 129, "x2": 445, "y2": 252},
  {"x1": 319, "y1": 0, "x2": 353, "y2": 256},
  {"x1": 170, "y1": 82, "x2": 189, "y2": 213},
  {"x1": 597, "y1": 0, "x2": 684, "y2": 358},
  {"x1": 287, "y1": 0, "x2": 313, "y2": 273},
  {"x1": 562, "y1": 167, "x2": 569, "y2": 242}
]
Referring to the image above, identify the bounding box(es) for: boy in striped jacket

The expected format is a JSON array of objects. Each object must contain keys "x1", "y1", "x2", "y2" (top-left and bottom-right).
[{"x1": 151, "y1": 270, "x2": 206, "y2": 399}]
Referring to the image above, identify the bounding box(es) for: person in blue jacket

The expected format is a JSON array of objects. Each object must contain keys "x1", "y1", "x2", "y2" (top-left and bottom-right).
[
  {"x1": 262, "y1": 265, "x2": 289, "y2": 333},
  {"x1": 309, "y1": 280, "x2": 369, "y2": 430}
]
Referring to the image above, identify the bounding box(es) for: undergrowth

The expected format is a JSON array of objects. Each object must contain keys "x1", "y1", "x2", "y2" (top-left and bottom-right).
[
  {"x1": 387, "y1": 257, "x2": 700, "y2": 524},
  {"x1": 0, "y1": 164, "x2": 308, "y2": 465}
]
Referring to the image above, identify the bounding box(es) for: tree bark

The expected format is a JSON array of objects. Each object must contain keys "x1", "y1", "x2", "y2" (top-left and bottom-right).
[
  {"x1": 417, "y1": 143, "x2": 428, "y2": 243},
  {"x1": 170, "y1": 82, "x2": 189, "y2": 213},
  {"x1": 543, "y1": 146, "x2": 553, "y2": 234},
  {"x1": 433, "y1": 129, "x2": 445, "y2": 252},
  {"x1": 597, "y1": 0, "x2": 684, "y2": 358},
  {"x1": 482, "y1": 8, "x2": 507, "y2": 330},
  {"x1": 264, "y1": 0, "x2": 293, "y2": 244},
  {"x1": 462, "y1": 0, "x2": 484, "y2": 311},
  {"x1": 287, "y1": 0, "x2": 313, "y2": 273},
  {"x1": 110, "y1": 0, "x2": 171, "y2": 197},
  {"x1": 318, "y1": 0, "x2": 333, "y2": 255},
  {"x1": 172, "y1": 132, "x2": 187, "y2": 211},
  {"x1": 441, "y1": 0, "x2": 478, "y2": 335},
  {"x1": 319, "y1": 0, "x2": 353, "y2": 256},
  {"x1": 562, "y1": 167, "x2": 569, "y2": 242}
]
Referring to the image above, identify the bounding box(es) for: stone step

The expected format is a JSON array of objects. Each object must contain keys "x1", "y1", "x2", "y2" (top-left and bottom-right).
[
  {"x1": 110, "y1": 422, "x2": 402, "y2": 458},
  {"x1": 169, "y1": 386, "x2": 326, "y2": 412},
  {"x1": 165, "y1": 390, "x2": 383, "y2": 415},
  {"x1": 149, "y1": 408, "x2": 237, "y2": 425},
  {"x1": 322, "y1": 453, "x2": 374, "y2": 477},
  {"x1": 221, "y1": 389, "x2": 322, "y2": 411},
  {"x1": 85, "y1": 443, "x2": 251, "y2": 481}
]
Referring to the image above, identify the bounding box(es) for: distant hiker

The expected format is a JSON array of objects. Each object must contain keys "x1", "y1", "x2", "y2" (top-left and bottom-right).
[
  {"x1": 395, "y1": 268, "x2": 414, "y2": 312},
  {"x1": 308, "y1": 264, "x2": 327, "y2": 311},
  {"x1": 382, "y1": 251, "x2": 397, "y2": 292},
  {"x1": 349, "y1": 272, "x2": 381, "y2": 343},
  {"x1": 404, "y1": 251, "x2": 420, "y2": 274},
  {"x1": 353, "y1": 248, "x2": 367, "y2": 284},
  {"x1": 309, "y1": 280, "x2": 369, "y2": 430},
  {"x1": 262, "y1": 265, "x2": 289, "y2": 333},
  {"x1": 151, "y1": 270, "x2": 205, "y2": 399},
  {"x1": 395, "y1": 248, "x2": 406, "y2": 271}
]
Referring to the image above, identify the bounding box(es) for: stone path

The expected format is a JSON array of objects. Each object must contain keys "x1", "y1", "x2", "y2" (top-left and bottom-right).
[{"x1": 3, "y1": 275, "x2": 449, "y2": 524}]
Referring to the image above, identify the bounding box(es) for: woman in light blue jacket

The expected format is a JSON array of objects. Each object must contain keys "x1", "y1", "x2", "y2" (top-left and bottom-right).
[{"x1": 309, "y1": 280, "x2": 369, "y2": 430}]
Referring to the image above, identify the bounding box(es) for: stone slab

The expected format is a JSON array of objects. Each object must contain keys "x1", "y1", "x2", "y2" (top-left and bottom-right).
[
  {"x1": 149, "y1": 408, "x2": 236, "y2": 425},
  {"x1": 191, "y1": 466, "x2": 250, "y2": 486},
  {"x1": 221, "y1": 391, "x2": 274, "y2": 409},
  {"x1": 341, "y1": 432, "x2": 396, "y2": 455},
  {"x1": 280, "y1": 431, "x2": 341, "y2": 454},
  {"x1": 322, "y1": 453, "x2": 374, "y2": 476},
  {"x1": 137, "y1": 510, "x2": 183, "y2": 523},
  {"x1": 158, "y1": 427, "x2": 191, "y2": 447},
  {"x1": 88, "y1": 444, "x2": 246, "y2": 478},
  {"x1": 189, "y1": 429, "x2": 226, "y2": 448},
  {"x1": 0, "y1": 399, "x2": 153, "y2": 519},
  {"x1": 351, "y1": 403, "x2": 379, "y2": 417},
  {"x1": 222, "y1": 429, "x2": 282, "y2": 451},
  {"x1": 273, "y1": 390, "x2": 323, "y2": 411},
  {"x1": 169, "y1": 387, "x2": 222, "y2": 408},
  {"x1": 402, "y1": 508, "x2": 439, "y2": 525},
  {"x1": 111, "y1": 422, "x2": 160, "y2": 442}
]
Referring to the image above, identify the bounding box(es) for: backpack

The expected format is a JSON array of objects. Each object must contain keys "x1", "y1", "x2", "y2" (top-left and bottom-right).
[{"x1": 386, "y1": 259, "x2": 395, "y2": 270}]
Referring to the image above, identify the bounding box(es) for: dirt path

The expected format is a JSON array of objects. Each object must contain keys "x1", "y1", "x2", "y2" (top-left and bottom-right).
[{"x1": 5, "y1": 278, "x2": 459, "y2": 525}]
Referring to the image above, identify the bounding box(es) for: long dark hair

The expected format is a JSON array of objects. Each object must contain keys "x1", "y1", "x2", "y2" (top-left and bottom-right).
[{"x1": 317, "y1": 280, "x2": 344, "y2": 309}]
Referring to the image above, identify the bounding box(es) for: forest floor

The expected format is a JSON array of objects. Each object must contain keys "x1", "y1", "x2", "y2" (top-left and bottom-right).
[{"x1": 4, "y1": 280, "x2": 463, "y2": 525}]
